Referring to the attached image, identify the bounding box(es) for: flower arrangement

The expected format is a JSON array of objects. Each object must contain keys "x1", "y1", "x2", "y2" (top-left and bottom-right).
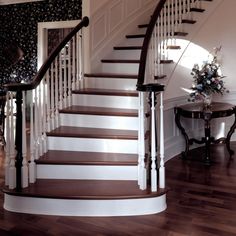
[{"x1": 187, "y1": 46, "x2": 228, "y2": 103}]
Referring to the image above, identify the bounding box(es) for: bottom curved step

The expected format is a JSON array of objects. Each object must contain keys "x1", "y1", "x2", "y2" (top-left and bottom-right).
[{"x1": 3, "y1": 179, "x2": 167, "y2": 216}]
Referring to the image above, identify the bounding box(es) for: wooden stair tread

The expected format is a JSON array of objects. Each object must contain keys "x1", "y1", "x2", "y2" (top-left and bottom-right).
[
  {"x1": 84, "y1": 73, "x2": 138, "y2": 79},
  {"x1": 72, "y1": 88, "x2": 138, "y2": 97},
  {"x1": 154, "y1": 75, "x2": 167, "y2": 80},
  {"x1": 101, "y1": 59, "x2": 140, "y2": 63},
  {"x1": 114, "y1": 46, "x2": 142, "y2": 50},
  {"x1": 3, "y1": 179, "x2": 167, "y2": 200},
  {"x1": 60, "y1": 106, "x2": 138, "y2": 117},
  {"x1": 36, "y1": 150, "x2": 138, "y2": 165},
  {"x1": 167, "y1": 45, "x2": 181, "y2": 50},
  {"x1": 174, "y1": 32, "x2": 188, "y2": 36},
  {"x1": 138, "y1": 24, "x2": 148, "y2": 28},
  {"x1": 190, "y1": 7, "x2": 205, "y2": 12},
  {"x1": 47, "y1": 126, "x2": 138, "y2": 140},
  {"x1": 182, "y1": 19, "x2": 196, "y2": 24},
  {"x1": 126, "y1": 34, "x2": 145, "y2": 38},
  {"x1": 160, "y1": 59, "x2": 174, "y2": 64}
]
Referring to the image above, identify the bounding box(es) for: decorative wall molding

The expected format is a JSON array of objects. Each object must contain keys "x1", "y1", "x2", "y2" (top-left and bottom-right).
[{"x1": 82, "y1": 0, "x2": 156, "y2": 73}]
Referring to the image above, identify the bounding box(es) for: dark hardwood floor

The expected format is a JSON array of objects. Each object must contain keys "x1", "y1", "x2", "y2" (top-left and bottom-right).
[{"x1": 1, "y1": 143, "x2": 236, "y2": 235}]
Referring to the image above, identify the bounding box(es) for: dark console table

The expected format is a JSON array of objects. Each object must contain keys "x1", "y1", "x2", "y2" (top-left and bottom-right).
[{"x1": 175, "y1": 102, "x2": 236, "y2": 164}]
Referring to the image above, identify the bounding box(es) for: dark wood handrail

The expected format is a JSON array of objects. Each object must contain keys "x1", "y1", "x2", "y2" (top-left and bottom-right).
[
  {"x1": 5, "y1": 16, "x2": 89, "y2": 92},
  {"x1": 137, "y1": 0, "x2": 167, "y2": 87}
]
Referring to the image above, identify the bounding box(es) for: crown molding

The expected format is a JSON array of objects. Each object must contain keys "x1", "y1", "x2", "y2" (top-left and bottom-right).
[{"x1": 0, "y1": 0, "x2": 44, "y2": 5}]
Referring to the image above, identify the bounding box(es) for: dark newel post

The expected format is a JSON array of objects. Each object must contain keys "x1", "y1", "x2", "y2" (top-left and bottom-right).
[{"x1": 15, "y1": 90, "x2": 23, "y2": 191}]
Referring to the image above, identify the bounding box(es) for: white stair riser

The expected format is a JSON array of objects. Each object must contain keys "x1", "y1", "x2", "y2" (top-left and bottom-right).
[
  {"x1": 4, "y1": 194, "x2": 167, "y2": 216},
  {"x1": 60, "y1": 114, "x2": 138, "y2": 130},
  {"x1": 85, "y1": 77, "x2": 137, "y2": 90},
  {"x1": 72, "y1": 94, "x2": 139, "y2": 109},
  {"x1": 121, "y1": 38, "x2": 144, "y2": 46},
  {"x1": 101, "y1": 63, "x2": 139, "y2": 74},
  {"x1": 48, "y1": 137, "x2": 138, "y2": 154},
  {"x1": 109, "y1": 50, "x2": 141, "y2": 60},
  {"x1": 36, "y1": 165, "x2": 137, "y2": 180}
]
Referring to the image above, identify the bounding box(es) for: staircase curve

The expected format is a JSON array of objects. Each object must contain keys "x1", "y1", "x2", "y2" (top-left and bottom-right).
[{"x1": 2, "y1": 0, "x2": 213, "y2": 216}]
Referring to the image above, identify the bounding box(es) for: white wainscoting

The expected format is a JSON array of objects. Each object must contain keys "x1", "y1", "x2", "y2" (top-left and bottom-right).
[
  {"x1": 83, "y1": 0, "x2": 156, "y2": 72},
  {"x1": 163, "y1": 92, "x2": 236, "y2": 162}
]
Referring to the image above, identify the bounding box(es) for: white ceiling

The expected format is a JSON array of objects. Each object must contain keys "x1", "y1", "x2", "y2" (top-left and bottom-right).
[{"x1": 0, "y1": 0, "x2": 44, "y2": 5}]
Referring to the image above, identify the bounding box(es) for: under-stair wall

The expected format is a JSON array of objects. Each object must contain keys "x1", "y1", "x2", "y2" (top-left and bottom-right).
[{"x1": 82, "y1": 0, "x2": 157, "y2": 73}]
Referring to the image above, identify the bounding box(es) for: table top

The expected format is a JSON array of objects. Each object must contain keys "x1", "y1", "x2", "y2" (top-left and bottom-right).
[{"x1": 175, "y1": 102, "x2": 236, "y2": 119}]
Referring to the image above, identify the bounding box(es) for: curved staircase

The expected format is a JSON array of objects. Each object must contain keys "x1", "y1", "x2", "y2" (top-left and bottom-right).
[{"x1": 3, "y1": 0, "x2": 214, "y2": 216}]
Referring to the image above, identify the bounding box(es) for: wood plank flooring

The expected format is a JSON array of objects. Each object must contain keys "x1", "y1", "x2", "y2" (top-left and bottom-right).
[{"x1": 1, "y1": 143, "x2": 236, "y2": 235}]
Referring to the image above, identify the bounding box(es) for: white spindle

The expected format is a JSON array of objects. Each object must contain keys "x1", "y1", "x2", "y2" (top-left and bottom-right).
[
  {"x1": 72, "y1": 36, "x2": 76, "y2": 90},
  {"x1": 76, "y1": 33, "x2": 80, "y2": 89},
  {"x1": 29, "y1": 90, "x2": 36, "y2": 183},
  {"x1": 68, "y1": 41, "x2": 72, "y2": 107},
  {"x1": 59, "y1": 52, "x2": 63, "y2": 110},
  {"x1": 55, "y1": 57, "x2": 60, "y2": 128},
  {"x1": 9, "y1": 93, "x2": 16, "y2": 189},
  {"x1": 138, "y1": 92, "x2": 147, "y2": 190},
  {"x1": 151, "y1": 92, "x2": 157, "y2": 192},
  {"x1": 63, "y1": 47, "x2": 68, "y2": 108},
  {"x1": 50, "y1": 65, "x2": 55, "y2": 130},
  {"x1": 42, "y1": 78, "x2": 48, "y2": 153},
  {"x1": 34, "y1": 87, "x2": 39, "y2": 160},
  {"x1": 38, "y1": 82, "x2": 43, "y2": 156},
  {"x1": 46, "y1": 71, "x2": 51, "y2": 131},
  {"x1": 21, "y1": 91, "x2": 28, "y2": 188},
  {"x1": 5, "y1": 93, "x2": 10, "y2": 186},
  {"x1": 159, "y1": 92, "x2": 165, "y2": 188}
]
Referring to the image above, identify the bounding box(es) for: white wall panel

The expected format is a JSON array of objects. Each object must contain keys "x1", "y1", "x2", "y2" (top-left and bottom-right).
[
  {"x1": 124, "y1": 0, "x2": 141, "y2": 18},
  {"x1": 92, "y1": 14, "x2": 107, "y2": 51},
  {"x1": 109, "y1": 0, "x2": 124, "y2": 33}
]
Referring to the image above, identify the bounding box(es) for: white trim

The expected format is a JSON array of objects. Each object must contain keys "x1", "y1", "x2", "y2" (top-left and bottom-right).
[
  {"x1": 37, "y1": 20, "x2": 81, "y2": 70},
  {"x1": 4, "y1": 194, "x2": 166, "y2": 216}
]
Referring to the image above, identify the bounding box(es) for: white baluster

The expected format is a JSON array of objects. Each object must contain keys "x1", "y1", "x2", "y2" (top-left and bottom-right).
[
  {"x1": 63, "y1": 47, "x2": 68, "y2": 108},
  {"x1": 151, "y1": 92, "x2": 157, "y2": 192},
  {"x1": 4, "y1": 92, "x2": 10, "y2": 186},
  {"x1": 72, "y1": 36, "x2": 76, "y2": 90},
  {"x1": 9, "y1": 93, "x2": 16, "y2": 189},
  {"x1": 46, "y1": 71, "x2": 51, "y2": 131},
  {"x1": 38, "y1": 81, "x2": 43, "y2": 156},
  {"x1": 159, "y1": 91, "x2": 165, "y2": 188},
  {"x1": 59, "y1": 52, "x2": 63, "y2": 110},
  {"x1": 29, "y1": 90, "x2": 36, "y2": 183},
  {"x1": 21, "y1": 91, "x2": 28, "y2": 188},
  {"x1": 138, "y1": 92, "x2": 147, "y2": 190},
  {"x1": 79, "y1": 32, "x2": 84, "y2": 89},
  {"x1": 50, "y1": 65, "x2": 55, "y2": 130},
  {"x1": 68, "y1": 41, "x2": 72, "y2": 107},
  {"x1": 42, "y1": 78, "x2": 48, "y2": 153},
  {"x1": 34, "y1": 87, "x2": 39, "y2": 160},
  {"x1": 77, "y1": 33, "x2": 80, "y2": 88},
  {"x1": 55, "y1": 57, "x2": 60, "y2": 128}
]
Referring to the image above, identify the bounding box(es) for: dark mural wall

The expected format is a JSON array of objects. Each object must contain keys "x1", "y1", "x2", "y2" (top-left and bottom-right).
[{"x1": 0, "y1": 0, "x2": 82, "y2": 90}]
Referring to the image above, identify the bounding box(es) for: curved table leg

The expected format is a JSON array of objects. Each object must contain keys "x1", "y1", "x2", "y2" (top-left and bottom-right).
[
  {"x1": 226, "y1": 111, "x2": 236, "y2": 157},
  {"x1": 175, "y1": 109, "x2": 190, "y2": 159}
]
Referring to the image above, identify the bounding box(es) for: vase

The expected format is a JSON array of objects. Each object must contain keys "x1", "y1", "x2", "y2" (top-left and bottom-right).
[{"x1": 203, "y1": 94, "x2": 212, "y2": 108}]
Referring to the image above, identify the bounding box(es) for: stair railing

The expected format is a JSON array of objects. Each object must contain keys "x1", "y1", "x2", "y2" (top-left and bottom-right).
[
  {"x1": 4, "y1": 16, "x2": 89, "y2": 191},
  {"x1": 137, "y1": 0, "x2": 203, "y2": 191}
]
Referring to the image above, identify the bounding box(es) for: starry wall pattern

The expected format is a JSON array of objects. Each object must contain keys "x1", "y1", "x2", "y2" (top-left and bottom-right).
[{"x1": 0, "y1": 0, "x2": 82, "y2": 91}]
